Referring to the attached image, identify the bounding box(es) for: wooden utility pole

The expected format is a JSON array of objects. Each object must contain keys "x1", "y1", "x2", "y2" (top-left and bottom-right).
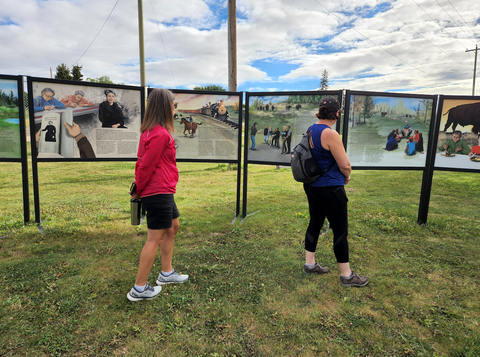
[
  {"x1": 228, "y1": 0, "x2": 237, "y2": 91},
  {"x1": 138, "y1": 0, "x2": 146, "y2": 88},
  {"x1": 466, "y1": 45, "x2": 478, "y2": 96}
]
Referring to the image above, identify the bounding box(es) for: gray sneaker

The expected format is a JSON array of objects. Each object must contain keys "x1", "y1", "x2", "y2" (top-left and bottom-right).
[
  {"x1": 302, "y1": 261, "x2": 330, "y2": 274},
  {"x1": 127, "y1": 283, "x2": 162, "y2": 301},
  {"x1": 340, "y1": 271, "x2": 369, "y2": 287},
  {"x1": 156, "y1": 270, "x2": 189, "y2": 285}
]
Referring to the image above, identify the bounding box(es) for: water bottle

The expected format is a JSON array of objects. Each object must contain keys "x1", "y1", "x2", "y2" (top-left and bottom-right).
[{"x1": 131, "y1": 198, "x2": 142, "y2": 225}]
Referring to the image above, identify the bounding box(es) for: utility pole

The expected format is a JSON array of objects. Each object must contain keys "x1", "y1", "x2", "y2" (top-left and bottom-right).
[
  {"x1": 228, "y1": 0, "x2": 237, "y2": 91},
  {"x1": 466, "y1": 45, "x2": 478, "y2": 96},
  {"x1": 138, "y1": 0, "x2": 146, "y2": 88}
]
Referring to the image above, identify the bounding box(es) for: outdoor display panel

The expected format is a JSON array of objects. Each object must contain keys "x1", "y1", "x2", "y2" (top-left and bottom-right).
[
  {"x1": 0, "y1": 74, "x2": 29, "y2": 223},
  {"x1": 433, "y1": 95, "x2": 480, "y2": 172},
  {"x1": 147, "y1": 89, "x2": 243, "y2": 163},
  {"x1": 344, "y1": 91, "x2": 437, "y2": 169},
  {"x1": 28, "y1": 77, "x2": 144, "y2": 161},
  {"x1": 245, "y1": 91, "x2": 343, "y2": 166},
  {"x1": 0, "y1": 75, "x2": 25, "y2": 161}
]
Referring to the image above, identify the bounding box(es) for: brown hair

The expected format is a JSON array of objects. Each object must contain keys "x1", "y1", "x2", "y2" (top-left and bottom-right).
[
  {"x1": 315, "y1": 105, "x2": 338, "y2": 120},
  {"x1": 140, "y1": 88, "x2": 175, "y2": 133}
]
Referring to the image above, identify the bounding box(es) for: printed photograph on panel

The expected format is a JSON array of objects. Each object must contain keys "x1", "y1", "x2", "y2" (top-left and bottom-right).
[
  {"x1": 170, "y1": 91, "x2": 240, "y2": 160},
  {"x1": 247, "y1": 93, "x2": 337, "y2": 163},
  {"x1": 435, "y1": 97, "x2": 480, "y2": 170},
  {"x1": 346, "y1": 94, "x2": 433, "y2": 167},
  {"x1": 0, "y1": 79, "x2": 21, "y2": 159},
  {"x1": 32, "y1": 81, "x2": 142, "y2": 159}
]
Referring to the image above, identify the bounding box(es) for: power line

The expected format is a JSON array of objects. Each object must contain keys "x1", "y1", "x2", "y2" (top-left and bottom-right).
[
  {"x1": 149, "y1": 0, "x2": 177, "y2": 88},
  {"x1": 388, "y1": 9, "x2": 470, "y2": 69},
  {"x1": 445, "y1": 0, "x2": 479, "y2": 39},
  {"x1": 410, "y1": 0, "x2": 470, "y2": 50},
  {"x1": 313, "y1": 0, "x2": 442, "y2": 80},
  {"x1": 433, "y1": 0, "x2": 476, "y2": 44},
  {"x1": 72, "y1": 0, "x2": 120, "y2": 66}
]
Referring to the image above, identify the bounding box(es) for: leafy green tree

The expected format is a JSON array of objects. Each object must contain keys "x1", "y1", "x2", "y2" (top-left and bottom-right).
[
  {"x1": 86, "y1": 75, "x2": 124, "y2": 85},
  {"x1": 72, "y1": 65, "x2": 83, "y2": 81},
  {"x1": 55, "y1": 63, "x2": 73, "y2": 80},
  {"x1": 193, "y1": 85, "x2": 226, "y2": 91},
  {"x1": 319, "y1": 70, "x2": 329, "y2": 90},
  {"x1": 86, "y1": 75, "x2": 114, "y2": 84},
  {"x1": 419, "y1": 99, "x2": 433, "y2": 123}
]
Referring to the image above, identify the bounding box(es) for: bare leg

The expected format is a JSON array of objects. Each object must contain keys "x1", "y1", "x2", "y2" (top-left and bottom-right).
[
  {"x1": 160, "y1": 218, "x2": 179, "y2": 273},
  {"x1": 305, "y1": 250, "x2": 315, "y2": 265},
  {"x1": 135, "y1": 228, "x2": 166, "y2": 286},
  {"x1": 338, "y1": 262, "x2": 351, "y2": 277}
]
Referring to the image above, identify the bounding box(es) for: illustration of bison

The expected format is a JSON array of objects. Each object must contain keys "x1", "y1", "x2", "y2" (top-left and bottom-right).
[{"x1": 443, "y1": 102, "x2": 480, "y2": 134}]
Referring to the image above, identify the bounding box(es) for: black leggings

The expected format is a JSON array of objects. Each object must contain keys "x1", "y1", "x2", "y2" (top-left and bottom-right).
[{"x1": 304, "y1": 184, "x2": 349, "y2": 263}]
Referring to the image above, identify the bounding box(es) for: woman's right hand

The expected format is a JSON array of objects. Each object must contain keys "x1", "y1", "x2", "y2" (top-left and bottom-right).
[
  {"x1": 131, "y1": 192, "x2": 140, "y2": 200},
  {"x1": 344, "y1": 176, "x2": 351, "y2": 185}
]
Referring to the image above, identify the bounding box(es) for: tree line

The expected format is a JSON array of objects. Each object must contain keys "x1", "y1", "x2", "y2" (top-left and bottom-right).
[{"x1": 0, "y1": 89, "x2": 18, "y2": 108}]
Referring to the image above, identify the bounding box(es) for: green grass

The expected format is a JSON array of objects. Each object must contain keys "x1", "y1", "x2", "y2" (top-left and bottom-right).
[{"x1": 1, "y1": 161, "x2": 479, "y2": 356}]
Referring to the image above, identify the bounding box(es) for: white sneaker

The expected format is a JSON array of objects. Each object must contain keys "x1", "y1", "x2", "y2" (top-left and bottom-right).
[
  {"x1": 156, "y1": 270, "x2": 189, "y2": 285},
  {"x1": 127, "y1": 283, "x2": 162, "y2": 301}
]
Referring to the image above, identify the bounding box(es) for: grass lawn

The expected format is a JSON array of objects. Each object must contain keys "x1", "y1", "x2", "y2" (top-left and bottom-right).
[{"x1": 0, "y1": 161, "x2": 479, "y2": 356}]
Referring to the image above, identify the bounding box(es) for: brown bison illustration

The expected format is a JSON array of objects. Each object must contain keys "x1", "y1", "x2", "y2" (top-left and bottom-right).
[{"x1": 443, "y1": 102, "x2": 480, "y2": 134}]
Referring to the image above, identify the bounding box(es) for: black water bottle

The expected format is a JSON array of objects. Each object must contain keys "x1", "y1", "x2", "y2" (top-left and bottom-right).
[{"x1": 131, "y1": 198, "x2": 141, "y2": 225}]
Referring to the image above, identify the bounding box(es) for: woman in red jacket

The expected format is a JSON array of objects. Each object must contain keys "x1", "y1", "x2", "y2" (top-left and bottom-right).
[{"x1": 127, "y1": 88, "x2": 188, "y2": 302}]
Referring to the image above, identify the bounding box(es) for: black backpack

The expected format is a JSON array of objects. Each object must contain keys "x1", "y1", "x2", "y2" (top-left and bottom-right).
[{"x1": 291, "y1": 126, "x2": 335, "y2": 183}]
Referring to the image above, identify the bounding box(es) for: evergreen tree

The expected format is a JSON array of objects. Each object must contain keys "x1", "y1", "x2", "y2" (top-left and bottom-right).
[
  {"x1": 193, "y1": 85, "x2": 226, "y2": 91},
  {"x1": 361, "y1": 96, "x2": 375, "y2": 123},
  {"x1": 55, "y1": 63, "x2": 73, "y2": 80},
  {"x1": 72, "y1": 65, "x2": 83, "y2": 81},
  {"x1": 319, "y1": 70, "x2": 330, "y2": 90}
]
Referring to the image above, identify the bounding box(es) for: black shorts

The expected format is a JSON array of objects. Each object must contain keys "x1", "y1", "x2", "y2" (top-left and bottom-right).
[{"x1": 141, "y1": 194, "x2": 180, "y2": 230}]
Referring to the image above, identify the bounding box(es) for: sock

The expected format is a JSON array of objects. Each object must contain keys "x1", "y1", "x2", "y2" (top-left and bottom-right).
[
  {"x1": 161, "y1": 269, "x2": 174, "y2": 277},
  {"x1": 305, "y1": 262, "x2": 316, "y2": 269},
  {"x1": 134, "y1": 284, "x2": 146, "y2": 292},
  {"x1": 341, "y1": 272, "x2": 353, "y2": 279}
]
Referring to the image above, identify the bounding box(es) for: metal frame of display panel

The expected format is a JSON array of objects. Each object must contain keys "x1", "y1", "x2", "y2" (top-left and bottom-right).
[
  {"x1": 242, "y1": 90, "x2": 343, "y2": 218},
  {"x1": 0, "y1": 74, "x2": 29, "y2": 223},
  {"x1": 147, "y1": 88, "x2": 244, "y2": 218},
  {"x1": 27, "y1": 76, "x2": 145, "y2": 223}
]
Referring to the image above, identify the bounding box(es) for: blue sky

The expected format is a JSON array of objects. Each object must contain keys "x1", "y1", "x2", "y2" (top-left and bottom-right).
[
  {"x1": 0, "y1": 0, "x2": 479, "y2": 95},
  {"x1": 0, "y1": 79, "x2": 19, "y2": 97}
]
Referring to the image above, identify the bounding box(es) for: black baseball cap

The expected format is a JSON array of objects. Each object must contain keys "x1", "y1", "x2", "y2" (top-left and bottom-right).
[{"x1": 320, "y1": 97, "x2": 342, "y2": 113}]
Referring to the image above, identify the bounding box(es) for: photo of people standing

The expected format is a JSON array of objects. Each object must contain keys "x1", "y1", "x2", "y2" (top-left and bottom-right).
[
  {"x1": 247, "y1": 92, "x2": 335, "y2": 163},
  {"x1": 98, "y1": 89, "x2": 126, "y2": 128}
]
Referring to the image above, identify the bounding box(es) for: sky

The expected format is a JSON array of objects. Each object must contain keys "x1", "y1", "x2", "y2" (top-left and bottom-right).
[{"x1": 0, "y1": 0, "x2": 479, "y2": 95}]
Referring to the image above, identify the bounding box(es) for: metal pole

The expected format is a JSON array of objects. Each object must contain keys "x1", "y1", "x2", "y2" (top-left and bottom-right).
[
  {"x1": 228, "y1": 0, "x2": 237, "y2": 91},
  {"x1": 473, "y1": 45, "x2": 477, "y2": 96},
  {"x1": 138, "y1": 0, "x2": 146, "y2": 88},
  {"x1": 466, "y1": 45, "x2": 478, "y2": 96}
]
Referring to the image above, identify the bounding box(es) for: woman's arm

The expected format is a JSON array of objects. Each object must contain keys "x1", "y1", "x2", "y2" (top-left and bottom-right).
[{"x1": 322, "y1": 129, "x2": 351, "y2": 180}]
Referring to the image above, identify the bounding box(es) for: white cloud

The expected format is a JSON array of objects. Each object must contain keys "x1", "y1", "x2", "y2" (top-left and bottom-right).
[{"x1": 0, "y1": 0, "x2": 478, "y2": 95}]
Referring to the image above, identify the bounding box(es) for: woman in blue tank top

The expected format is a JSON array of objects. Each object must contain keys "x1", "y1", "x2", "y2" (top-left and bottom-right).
[{"x1": 302, "y1": 97, "x2": 369, "y2": 287}]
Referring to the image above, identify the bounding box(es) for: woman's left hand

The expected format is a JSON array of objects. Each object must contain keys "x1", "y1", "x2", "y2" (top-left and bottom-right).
[
  {"x1": 344, "y1": 176, "x2": 351, "y2": 185},
  {"x1": 131, "y1": 192, "x2": 140, "y2": 200}
]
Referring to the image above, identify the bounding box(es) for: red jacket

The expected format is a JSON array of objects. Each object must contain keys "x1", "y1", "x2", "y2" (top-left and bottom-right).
[{"x1": 135, "y1": 125, "x2": 178, "y2": 197}]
